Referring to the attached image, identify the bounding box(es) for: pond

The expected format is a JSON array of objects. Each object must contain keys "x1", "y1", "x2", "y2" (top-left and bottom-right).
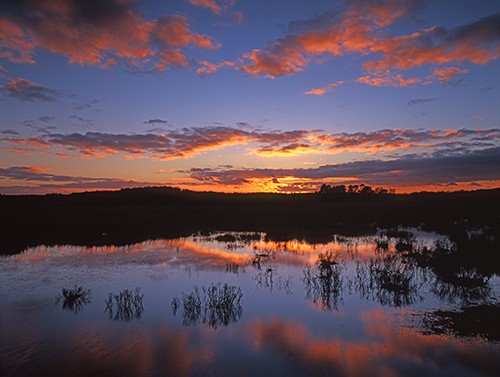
[{"x1": 1, "y1": 229, "x2": 499, "y2": 377}]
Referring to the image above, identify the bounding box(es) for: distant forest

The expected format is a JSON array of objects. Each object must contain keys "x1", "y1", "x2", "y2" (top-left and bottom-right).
[
  {"x1": 1, "y1": 186, "x2": 499, "y2": 255},
  {"x1": 319, "y1": 183, "x2": 394, "y2": 195}
]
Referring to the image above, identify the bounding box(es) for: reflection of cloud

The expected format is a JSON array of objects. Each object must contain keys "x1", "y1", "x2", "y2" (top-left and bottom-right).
[
  {"x1": 249, "y1": 312, "x2": 500, "y2": 377},
  {"x1": 0, "y1": 0, "x2": 218, "y2": 72},
  {"x1": 4, "y1": 78, "x2": 59, "y2": 102},
  {"x1": 2, "y1": 318, "x2": 198, "y2": 377}
]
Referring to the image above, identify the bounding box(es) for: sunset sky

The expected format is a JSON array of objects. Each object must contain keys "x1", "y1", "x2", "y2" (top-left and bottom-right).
[{"x1": 1, "y1": 0, "x2": 499, "y2": 194}]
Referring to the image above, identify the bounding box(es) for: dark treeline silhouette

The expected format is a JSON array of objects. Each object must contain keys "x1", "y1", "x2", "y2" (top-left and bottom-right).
[
  {"x1": 0, "y1": 186, "x2": 499, "y2": 257},
  {"x1": 319, "y1": 183, "x2": 392, "y2": 195}
]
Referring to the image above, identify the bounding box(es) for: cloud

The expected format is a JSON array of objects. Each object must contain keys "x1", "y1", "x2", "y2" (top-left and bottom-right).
[
  {"x1": 38, "y1": 115, "x2": 54, "y2": 123},
  {"x1": 69, "y1": 115, "x2": 94, "y2": 127},
  {"x1": 356, "y1": 73, "x2": 420, "y2": 87},
  {"x1": 143, "y1": 118, "x2": 169, "y2": 125},
  {"x1": 364, "y1": 13, "x2": 500, "y2": 73},
  {"x1": 1, "y1": 128, "x2": 19, "y2": 136},
  {"x1": 234, "y1": 0, "x2": 412, "y2": 78},
  {"x1": 187, "y1": 0, "x2": 236, "y2": 15},
  {"x1": 74, "y1": 99, "x2": 99, "y2": 111},
  {"x1": 187, "y1": 147, "x2": 500, "y2": 189},
  {"x1": 3, "y1": 78, "x2": 60, "y2": 102},
  {"x1": 229, "y1": 3, "x2": 498, "y2": 91},
  {"x1": 0, "y1": 166, "x2": 164, "y2": 194},
  {"x1": 304, "y1": 81, "x2": 346, "y2": 96},
  {"x1": 0, "y1": 0, "x2": 218, "y2": 72},
  {"x1": 432, "y1": 67, "x2": 468, "y2": 84},
  {"x1": 2, "y1": 127, "x2": 498, "y2": 161},
  {"x1": 407, "y1": 97, "x2": 437, "y2": 106}
]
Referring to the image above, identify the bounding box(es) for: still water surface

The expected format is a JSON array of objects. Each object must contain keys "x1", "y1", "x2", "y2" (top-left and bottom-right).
[{"x1": 1, "y1": 230, "x2": 499, "y2": 377}]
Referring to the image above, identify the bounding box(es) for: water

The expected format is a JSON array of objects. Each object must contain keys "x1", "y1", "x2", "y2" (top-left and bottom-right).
[{"x1": 1, "y1": 230, "x2": 499, "y2": 377}]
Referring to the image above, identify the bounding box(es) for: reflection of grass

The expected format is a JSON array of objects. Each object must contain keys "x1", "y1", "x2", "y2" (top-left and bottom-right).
[
  {"x1": 355, "y1": 256, "x2": 422, "y2": 307},
  {"x1": 55, "y1": 286, "x2": 92, "y2": 313},
  {"x1": 172, "y1": 283, "x2": 243, "y2": 328},
  {"x1": 422, "y1": 304, "x2": 500, "y2": 341},
  {"x1": 105, "y1": 288, "x2": 144, "y2": 321},
  {"x1": 303, "y1": 252, "x2": 343, "y2": 311}
]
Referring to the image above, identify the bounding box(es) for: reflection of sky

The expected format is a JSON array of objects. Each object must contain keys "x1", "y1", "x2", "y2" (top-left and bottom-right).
[{"x1": 1, "y1": 231, "x2": 499, "y2": 376}]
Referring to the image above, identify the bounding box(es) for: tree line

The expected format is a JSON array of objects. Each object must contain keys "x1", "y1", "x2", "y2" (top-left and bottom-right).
[{"x1": 318, "y1": 183, "x2": 394, "y2": 195}]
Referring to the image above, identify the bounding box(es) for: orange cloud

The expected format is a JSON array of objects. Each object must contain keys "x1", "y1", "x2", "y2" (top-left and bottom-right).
[
  {"x1": 186, "y1": 145, "x2": 500, "y2": 192},
  {"x1": 0, "y1": 0, "x2": 218, "y2": 71},
  {"x1": 236, "y1": 0, "x2": 411, "y2": 78},
  {"x1": 356, "y1": 73, "x2": 420, "y2": 87},
  {"x1": 432, "y1": 66, "x2": 469, "y2": 83},
  {"x1": 232, "y1": 4, "x2": 498, "y2": 92},
  {"x1": 187, "y1": 0, "x2": 236, "y2": 15},
  {"x1": 2, "y1": 127, "x2": 498, "y2": 164},
  {"x1": 0, "y1": 18, "x2": 36, "y2": 64},
  {"x1": 364, "y1": 14, "x2": 500, "y2": 73},
  {"x1": 304, "y1": 81, "x2": 346, "y2": 95},
  {"x1": 5, "y1": 77, "x2": 60, "y2": 101},
  {"x1": 248, "y1": 313, "x2": 498, "y2": 377}
]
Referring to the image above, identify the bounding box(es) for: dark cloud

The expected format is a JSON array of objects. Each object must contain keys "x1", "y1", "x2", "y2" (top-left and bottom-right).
[
  {"x1": 188, "y1": 147, "x2": 500, "y2": 187},
  {"x1": 0, "y1": 166, "x2": 84, "y2": 182},
  {"x1": 446, "y1": 13, "x2": 500, "y2": 44},
  {"x1": 407, "y1": 97, "x2": 437, "y2": 106},
  {"x1": 4, "y1": 78, "x2": 59, "y2": 102},
  {"x1": 143, "y1": 119, "x2": 169, "y2": 125},
  {"x1": 0, "y1": 128, "x2": 19, "y2": 136},
  {"x1": 38, "y1": 116, "x2": 54, "y2": 123},
  {"x1": 74, "y1": 100, "x2": 99, "y2": 111},
  {"x1": 1, "y1": 127, "x2": 499, "y2": 161},
  {"x1": 0, "y1": 166, "x2": 163, "y2": 194},
  {"x1": 69, "y1": 115, "x2": 94, "y2": 127}
]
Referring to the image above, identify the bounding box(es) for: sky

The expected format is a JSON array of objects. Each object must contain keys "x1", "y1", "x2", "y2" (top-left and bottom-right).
[{"x1": 0, "y1": 0, "x2": 499, "y2": 194}]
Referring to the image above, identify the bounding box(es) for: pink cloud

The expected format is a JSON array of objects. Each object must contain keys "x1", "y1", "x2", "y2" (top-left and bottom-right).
[
  {"x1": 5, "y1": 78, "x2": 60, "y2": 101},
  {"x1": 432, "y1": 67, "x2": 469, "y2": 83},
  {"x1": 0, "y1": 0, "x2": 219, "y2": 72},
  {"x1": 236, "y1": 0, "x2": 412, "y2": 78},
  {"x1": 304, "y1": 80, "x2": 346, "y2": 95},
  {"x1": 186, "y1": 147, "x2": 500, "y2": 191},
  {"x1": 364, "y1": 14, "x2": 500, "y2": 73},
  {"x1": 2, "y1": 127, "x2": 498, "y2": 161},
  {"x1": 187, "y1": 0, "x2": 236, "y2": 15},
  {"x1": 232, "y1": 4, "x2": 498, "y2": 90},
  {"x1": 356, "y1": 73, "x2": 420, "y2": 87}
]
